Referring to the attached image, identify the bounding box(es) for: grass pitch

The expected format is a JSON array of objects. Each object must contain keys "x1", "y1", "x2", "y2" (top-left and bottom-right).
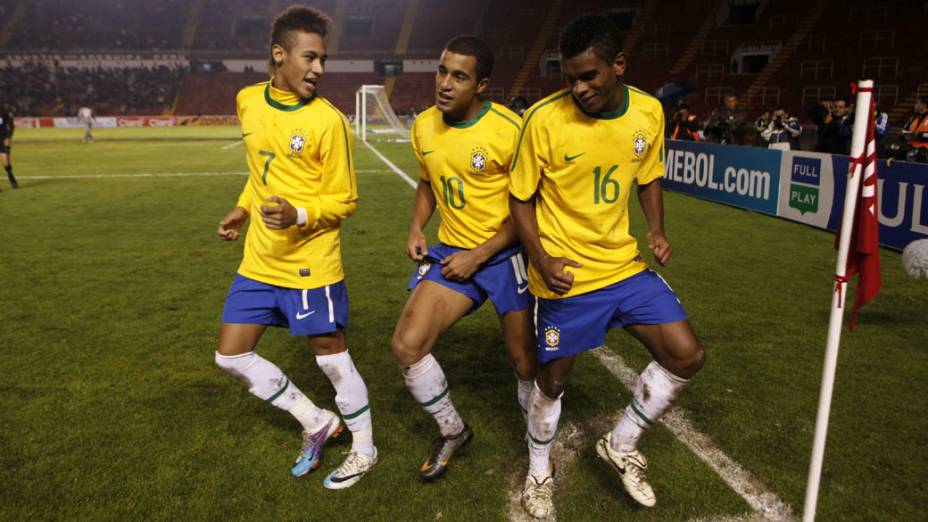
[{"x1": 0, "y1": 127, "x2": 925, "y2": 521}]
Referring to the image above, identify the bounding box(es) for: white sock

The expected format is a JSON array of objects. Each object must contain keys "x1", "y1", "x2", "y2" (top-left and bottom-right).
[
  {"x1": 611, "y1": 361, "x2": 689, "y2": 452},
  {"x1": 402, "y1": 353, "x2": 465, "y2": 437},
  {"x1": 215, "y1": 351, "x2": 327, "y2": 431},
  {"x1": 517, "y1": 376, "x2": 533, "y2": 423},
  {"x1": 527, "y1": 382, "x2": 560, "y2": 477},
  {"x1": 316, "y1": 351, "x2": 375, "y2": 456}
]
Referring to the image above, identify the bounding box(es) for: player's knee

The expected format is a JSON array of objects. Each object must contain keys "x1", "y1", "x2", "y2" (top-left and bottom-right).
[
  {"x1": 511, "y1": 352, "x2": 538, "y2": 381},
  {"x1": 390, "y1": 331, "x2": 425, "y2": 366},
  {"x1": 537, "y1": 375, "x2": 567, "y2": 400},
  {"x1": 661, "y1": 340, "x2": 705, "y2": 379}
]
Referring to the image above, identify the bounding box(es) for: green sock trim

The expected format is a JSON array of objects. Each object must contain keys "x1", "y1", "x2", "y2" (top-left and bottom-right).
[
  {"x1": 419, "y1": 386, "x2": 449, "y2": 408},
  {"x1": 342, "y1": 404, "x2": 370, "y2": 420},
  {"x1": 265, "y1": 378, "x2": 289, "y2": 403},
  {"x1": 629, "y1": 400, "x2": 653, "y2": 426},
  {"x1": 528, "y1": 432, "x2": 556, "y2": 445}
]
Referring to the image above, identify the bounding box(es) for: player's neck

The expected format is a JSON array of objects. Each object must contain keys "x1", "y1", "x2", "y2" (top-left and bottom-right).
[
  {"x1": 443, "y1": 98, "x2": 490, "y2": 127},
  {"x1": 269, "y1": 76, "x2": 308, "y2": 102},
  {"x1": 602, "y1": 82, "x2": 625, "y2": 114}
]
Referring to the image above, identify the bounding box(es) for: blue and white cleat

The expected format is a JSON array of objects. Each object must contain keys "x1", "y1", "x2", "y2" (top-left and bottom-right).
[
  {"x1": 291, "y1": 410, "x2": 343, "y2": 477},
  {"x1": 323, "y1": 448, "x2": 378, "y2": 490}
]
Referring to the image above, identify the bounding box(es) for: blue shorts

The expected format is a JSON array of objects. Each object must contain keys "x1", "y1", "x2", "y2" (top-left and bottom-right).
[
  {"x1": 535, "y1": 269, "x2": 688, "y2": 364},
  {"x1": 406, "y1": 243, "x2": 533, "y2": 315},
  {"x1": 221, "y1": 274, "x2": 349, "y2": 336}
]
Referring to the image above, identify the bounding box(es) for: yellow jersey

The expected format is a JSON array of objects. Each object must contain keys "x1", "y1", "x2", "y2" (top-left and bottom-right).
[
  {"x1": 509, "y1": 85, "x2": 665, "y2": 299},
  {"x1": 234, "y1": 81, "x2": 358, "y2": 289},
  {"x1": 411, "y1": 100, "x2": 522, "y2": 249}
]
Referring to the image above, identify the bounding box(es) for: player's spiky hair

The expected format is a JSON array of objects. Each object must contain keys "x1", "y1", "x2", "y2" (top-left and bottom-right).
[
  {"x1": 269, "y1": 5, "x2": 331, "y2": 68},
  {"x1": 445, "y1": 35, "x2": 494, "y2": 81},
  {"x1": 559, "y1": 14, "x2": 622, "y2": 62}
]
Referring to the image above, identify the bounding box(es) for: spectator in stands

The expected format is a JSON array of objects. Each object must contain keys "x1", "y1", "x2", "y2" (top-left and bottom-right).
[
  {"x1": 507, "y1": 95, "x2": 529, "y2": 116},
  {"x1": 760, "y1": 107, "x2": 801, "y2": 150},
  {"x1": 754, "y1": 111, "x2": 771, "y2": 146},
  {"x1": 670, "y1": 103, "x2": 700, "y2": 141},
  {"x1": 902, "y1": 95, "x2": 928, "y2": 163},
  {"x1": 703, "y1": 94, "x2": 748, "y2": 145},
  {"x1": 816, "y1": 98, "x2": 853, "y2": 154}
]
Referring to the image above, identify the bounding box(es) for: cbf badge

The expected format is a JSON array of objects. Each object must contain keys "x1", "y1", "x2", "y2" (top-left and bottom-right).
[
  {"x1": 632, "y1": 130, "x2": 648, "y2": 160},
  {"x1": 544, "y1": 326, "x2": 560, "y2": 351},
  {"x1": 470, "y1": 145, "x2": 488, "y2": 174},
  {"x1": 417, "y1": 261, "x2": 432, "y2": 280},
  {"x1": 289, "y1": 129, "x2": 306, "y2": 158}
]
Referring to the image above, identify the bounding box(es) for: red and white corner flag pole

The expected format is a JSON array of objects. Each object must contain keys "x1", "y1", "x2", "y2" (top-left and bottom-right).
[{"x1": 802, "y1": 79, "x2": 879, "y2": 521}]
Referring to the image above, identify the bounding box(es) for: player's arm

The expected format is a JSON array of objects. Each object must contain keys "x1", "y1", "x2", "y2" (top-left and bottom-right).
[
  {"x1": 263, "y1": 114, "x2": 359, "y2": 231},
  {"x1": 407, "y1": 179, "x2": 436, "y2": 261},
  {"x1": 219, "y1": 93, "x2": 254, "y2": 240},
  {"x1": 637, "y1": 111, "x2": 671, "y2": 266},
  {"x1": 508, "y1": 115, "x2": 580, "y2": 295},
  {"x1": 440, "y1": 217, "x2": 518, "y2": 281}
]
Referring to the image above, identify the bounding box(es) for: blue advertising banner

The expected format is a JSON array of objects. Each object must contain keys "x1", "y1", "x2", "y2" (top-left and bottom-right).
[
  {"x1": 828, "y1": 157, "x2": 928, "y2": 251},
  {"x1": 663, "y1": 140, "x2": 781, "y2": 215}
]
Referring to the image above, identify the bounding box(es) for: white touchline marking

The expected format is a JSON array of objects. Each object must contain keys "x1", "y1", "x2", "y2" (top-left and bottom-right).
[
  {"x1": 360, "y1": 140, "x2": 417, "y2": 189},
  {"x1": 18, "y1": 169, "x2": 388, "y2": 180},
  {"x1": 365, "y1": 143, "x2": 796, "y2": 522},
  {"x1": 591, "y1": 348, "x2": 795, "y2": 522},
  {"x1": 221, "y1": 140, "x2": 243, "y2": 150}
]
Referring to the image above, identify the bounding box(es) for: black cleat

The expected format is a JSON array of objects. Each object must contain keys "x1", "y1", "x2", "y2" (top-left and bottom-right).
[
  {"x1": 419, "y1": 423, "x2": 473, "y2": 482},
  {"x1": 8, "y1": 173, "x2": 17, "y2": 189}
]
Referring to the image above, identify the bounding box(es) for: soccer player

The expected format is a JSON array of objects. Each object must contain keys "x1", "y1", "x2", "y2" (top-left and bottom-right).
[
  {"x1": 509, "y1": 15, "x2": 705, "y2": 517},
  {"x1": 391, "y1": 35, "x2": 536, "y2": 481},
  {"x1": 77, "y1": 106, "x2": 94, "y2": 143},
  {"x1": 213, "y1": 6, "x2": 376, "y2": 490},
  {"x1": 0, "y1": 104, "x2": 18, "y2": 190}
]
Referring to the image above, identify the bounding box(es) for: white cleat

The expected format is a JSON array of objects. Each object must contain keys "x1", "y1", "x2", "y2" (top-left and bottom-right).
[
  {"x1": 521, "y1": 471, "x2": 555, "y2": 519},
  {"x1": 323, "y1": 448, "x2": 378, "y2": 490},
  {"x1": 596, "y1": 432, "x2": 656, "y2": 507}
]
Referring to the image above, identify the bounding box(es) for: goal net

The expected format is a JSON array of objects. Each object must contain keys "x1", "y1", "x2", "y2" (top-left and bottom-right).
[{"x1": 354, "y1": 84, "x2": 410, "y2": 142}]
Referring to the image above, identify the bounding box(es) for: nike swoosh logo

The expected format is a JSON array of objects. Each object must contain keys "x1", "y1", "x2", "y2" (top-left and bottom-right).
[
  {"x1": 422, "y1": 150, "x2": 434, "y2": 156},
  {"x1": 242, "y1": 132, "x2": 253, "y2": 138},
  {"x1": 295, "y1": 310, "x2": 316, "y2": 320},
  {"x1": 517, "y1": 285, "x2": 529, "y2": 294},
  {"x1": 564, "y1": 152, "x2": 585, "y2": 162},
  {"x1": 329, "y1": 471, "x2": 365, "y2": 483}
]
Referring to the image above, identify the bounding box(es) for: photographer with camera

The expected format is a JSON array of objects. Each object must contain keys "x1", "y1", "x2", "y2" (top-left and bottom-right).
[
  {"x1": 815, "y1": 97, "x2": 853, "y2": 154},
  {"x1": 704, "y1": 95, "x2": 748, "y2": 145},
  {"x1": 760, "y1": 107, "x2": 801, "y2": 150},
  {"x1": 670, "y1": 103, "x2": 701, "y2": 141}
]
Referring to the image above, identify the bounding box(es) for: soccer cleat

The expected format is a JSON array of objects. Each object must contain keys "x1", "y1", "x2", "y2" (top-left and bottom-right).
[
  {"x1": 323, "y1": 448, "x2": 378, "y2": 490},
  {"x1": 418, "y1": 423, "x2": 473, "y2": 482},
  {"x1": 596, "y1": 432, "x2": 656, "y2": 507},
  {"x1": 7, "y1": 173, "x2": 16, "y2": 189},
  {"x1": 521, "y1": 470, "x2": 555, "y2": 519},
  {"x1": 291, "y1": 410, "x2": 343, "y2": 477}
]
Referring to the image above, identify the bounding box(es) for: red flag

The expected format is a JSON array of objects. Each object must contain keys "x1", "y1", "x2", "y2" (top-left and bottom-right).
[{"x1": 843, "y1": 95, "x2": 882, "y2": 329}]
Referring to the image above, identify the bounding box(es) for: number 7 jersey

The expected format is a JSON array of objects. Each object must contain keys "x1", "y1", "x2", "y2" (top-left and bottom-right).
[
  {"x1": 411, "y1": 100, "x2": 522, "y2": 249},
  {"x1": 234, "y1": 81, "x2": 358, "y2": 289},
  {"x1": 509, "y1": 85, "x2": 666, "y2": 299}
]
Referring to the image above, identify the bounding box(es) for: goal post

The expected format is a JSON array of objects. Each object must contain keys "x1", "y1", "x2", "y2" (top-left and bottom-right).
[{"x1": 354, "y1": 84, "x2": 410, "y2": 142}]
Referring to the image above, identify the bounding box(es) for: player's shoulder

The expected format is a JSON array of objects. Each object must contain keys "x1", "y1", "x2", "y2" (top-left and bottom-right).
[
  {"x1": 522, "y1": 89, "x2": 573, "y2": 126},
  {"x1": 236, "y1": 81, "x2": 268, "y2": 105},
  {"x1": 486, "y1": 102, "x2": 521, "y2": 132},
  {"x1": 412, "y1": 106, "x2": 443, "y2": 133},
  {"x1": 626, "y1": 84, "x2": 662, "y2": 114},
  {"x1": 315, "y1": 95, "x2": 350, "y2": 126}
]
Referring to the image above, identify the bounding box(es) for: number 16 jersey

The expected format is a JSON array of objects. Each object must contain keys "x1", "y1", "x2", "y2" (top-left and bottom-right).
[{"x1": 509, "y1": 85, "x2": 666, "y2": 300}]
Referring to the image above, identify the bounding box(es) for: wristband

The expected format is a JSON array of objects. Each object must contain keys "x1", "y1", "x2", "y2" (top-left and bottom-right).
[{"x1": 296, "y1": 207, "x2": 308, "y2": 226}]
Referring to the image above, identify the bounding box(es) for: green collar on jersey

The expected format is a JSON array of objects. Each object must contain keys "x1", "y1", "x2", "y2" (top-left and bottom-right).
[
  {"x1": 572, "y1": 84, "x2": 630, "y2": 120},
  {"x1": 443, "y1": 99, "x2": 491, "y2": 128},
  {"x1": 264, "y1": 82, "x2": 314, "y2": 112}
]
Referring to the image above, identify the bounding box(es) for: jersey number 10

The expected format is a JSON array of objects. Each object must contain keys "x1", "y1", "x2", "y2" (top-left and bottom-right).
[{"x1": 440, "y1": 175, "x2": 466, "y2": 209}]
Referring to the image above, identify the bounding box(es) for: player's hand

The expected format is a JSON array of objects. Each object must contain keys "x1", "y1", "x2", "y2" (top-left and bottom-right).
[
  {"x1": 440, "y1": 250, "x2": 483, "y2": 282},
  {"x1": 407, "y1": 228, "x2": 428, "y2": 261},
  {"x1": 217, "y1": 207, "x2": 248, "y2": 241},
  {"x1": 538, "y1": 255, "x2": 582, "y2": 295},
  {"x1": 260, "y1": 196, "x2": 298, "y2": 229},
  {"x1": 647, "y1": 230, "x2": 672, "y2": 266}
]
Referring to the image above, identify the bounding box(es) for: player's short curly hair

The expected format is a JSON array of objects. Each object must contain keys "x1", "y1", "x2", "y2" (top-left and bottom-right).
[
  {"x1": 559, "y1": 14, "x2": 622, "y2": 62},
  {"x1": 445, "y1": 35, "x2": 494, "y2": 81},
  {"x1": 268, "y1": 5, "x2": 331, "y2": 68}
]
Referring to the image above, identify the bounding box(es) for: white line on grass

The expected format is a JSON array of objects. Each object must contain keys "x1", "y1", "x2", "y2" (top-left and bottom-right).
[
  {"x1": 591, "y1": 348, "x2": 795, "y2": 522},
  {"x1": 18, "y1": 169, "x2": 387, "y2": 180},
  {"x1": 362, "y1": 140, "x2": 795, "y2": 522},
  {"x1": 221, "y1": 140, "x2": 243, "y2": 150},
  {"x1": 360, "y1": 140, "x2": 417, "y2": 188}
]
